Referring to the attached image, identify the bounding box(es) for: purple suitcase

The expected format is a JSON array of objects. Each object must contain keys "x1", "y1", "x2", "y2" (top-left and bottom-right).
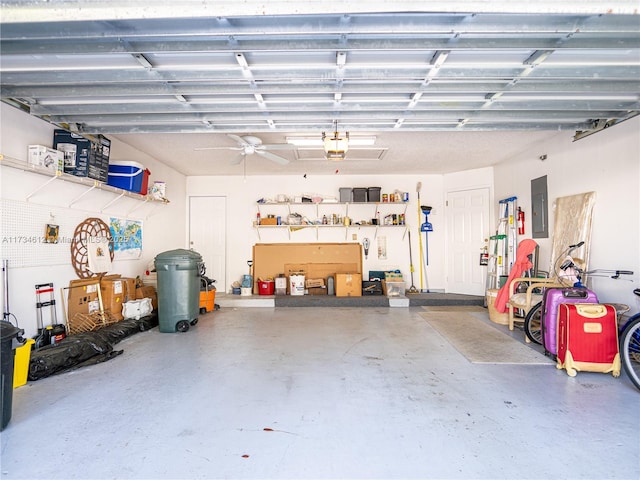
[{"x1": 541, "y1": 287, "x2": 598, "y2": 358}]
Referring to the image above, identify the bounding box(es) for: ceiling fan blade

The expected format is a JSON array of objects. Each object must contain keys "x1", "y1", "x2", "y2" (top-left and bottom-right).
[
  {"x1": 227, "y1": 134, "x2": 250, "y2": 146},
  {"x1": 194, "y1": 146, "x2": 243, "y2": 151},
  {"x1": 255, "y1": 150, "x2": 290, "y2": 165},
  {"x1": 230, "y1": 153, "x2": 245, "y2": 165}
]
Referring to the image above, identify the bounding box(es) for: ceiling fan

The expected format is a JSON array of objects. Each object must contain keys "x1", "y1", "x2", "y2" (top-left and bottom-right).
[{"x1": 194, "y1": 134, "x2": 294, "y2": 165}]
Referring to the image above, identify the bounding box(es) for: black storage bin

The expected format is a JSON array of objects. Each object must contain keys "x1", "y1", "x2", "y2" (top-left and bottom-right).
[
  {"x1": 362, "y1": 280, "x2": 383, "y2": 295},
  {"x1": 368, "y1": 270, "x2": 385, "y2": 281},
  {"x1": 368, "y1": 187, "x2": 381, "y2": 202},
  {"x1": 353, "y1": 188, "x2": 368, "y2": 203},
  {"x1": 1, "y1": 321, "x2": 24, "y2": 431}
]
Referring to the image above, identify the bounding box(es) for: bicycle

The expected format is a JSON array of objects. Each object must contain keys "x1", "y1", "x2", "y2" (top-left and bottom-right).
[
  {"x1": 523, "y1": 242, "x2": 633, "y2": 346},
  {"x1": 619, "y1": 288, "x2": 640, "y2": 391}
]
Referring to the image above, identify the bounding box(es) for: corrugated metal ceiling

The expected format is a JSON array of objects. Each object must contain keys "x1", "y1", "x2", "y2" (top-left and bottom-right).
[
  {"x1": 0, "y1": 2, "x2": 638, "y2": 176},
  {"x1": 2, "y1": 5, "x2": 638, "y2": 136}
]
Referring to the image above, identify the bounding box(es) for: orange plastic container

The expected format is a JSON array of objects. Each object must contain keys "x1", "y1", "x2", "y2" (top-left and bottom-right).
[{"x1": 199, "y1": 289, "x2": 216, "y2": 313}]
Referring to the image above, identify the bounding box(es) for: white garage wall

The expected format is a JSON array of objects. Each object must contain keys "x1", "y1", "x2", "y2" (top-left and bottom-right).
[
  {"x1": 0, "y1": 104, "x2": 187, "y2": 337},
  {"x1": 186, "y1": 174, "x2": 447, "y2": 292},
  {"x1": 493, "y1": 117, "x2": 640, "y2": 309},
  {"x1": 2, "y1": 102, "x2": 638, "y2": 336}
]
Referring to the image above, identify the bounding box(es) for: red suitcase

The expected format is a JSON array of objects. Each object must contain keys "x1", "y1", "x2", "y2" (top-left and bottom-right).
[
  {"x1": 542, "y1": 287, "x2": 598, "y2": 358},
  {"x1": 556, "y1": 303, "x2": 620, "y2": 377}
]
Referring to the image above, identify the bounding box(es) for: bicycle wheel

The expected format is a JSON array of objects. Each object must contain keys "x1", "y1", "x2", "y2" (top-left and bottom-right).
[
  {"x1": 620, "y1": 316, "x2": 640, "y2": 391},
  {"x1": 524, "y1": 301, "x2": 543, "y2": 345}
]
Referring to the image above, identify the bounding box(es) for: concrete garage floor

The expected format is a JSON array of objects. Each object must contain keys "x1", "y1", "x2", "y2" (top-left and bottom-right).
[{"x1": 2, "y1": 306, "x2": 638, "y2": 480}]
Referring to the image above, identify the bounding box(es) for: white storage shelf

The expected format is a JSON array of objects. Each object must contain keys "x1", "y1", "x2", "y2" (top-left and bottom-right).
[
  {"x1": 255, "y1": 201, "x2": 408, "y2": 240},
  {"x1": 1, "y1": 154, "x2": 168, "y2": 216}
]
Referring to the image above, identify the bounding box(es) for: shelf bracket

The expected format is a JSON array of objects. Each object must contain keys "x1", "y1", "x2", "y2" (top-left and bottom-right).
[
  {"x1": 68, "y1": 180, "x2": 99, "y2": 207},
  {"x1": 144, "y1": 202, "x2": 162, "y2": 220},
  {"x1": 101, "y1": 191, "x2": 126, "y2": 212},
  {"x1": 126, "y1": 196, "x2": 150, "y2": 216},
  {"x1": 26, "y1": 171, "x2": 61, "y2": 201}
]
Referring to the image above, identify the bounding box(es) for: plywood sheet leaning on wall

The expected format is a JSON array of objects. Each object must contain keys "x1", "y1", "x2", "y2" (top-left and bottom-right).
[
  {"x1": 549, "y1": 192, "x2": 596, "y2": 273},
  {"x1": 253, "y1": 243, "x2": 362, "y2": 294}
]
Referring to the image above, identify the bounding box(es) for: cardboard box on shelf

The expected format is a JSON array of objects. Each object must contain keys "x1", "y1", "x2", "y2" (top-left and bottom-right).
[
  {"x1": 260, "y1": 217, "x2": 278, "y2": 225},
  {"x1": 336, "y1": 273, "x2": 362, "y2": 297},
  {"x1": 53, "y1": 129, "x2": 110, "y2": 182},
  {"x1": 28, "y1": 145, "x2": 63, "y2": 172}
]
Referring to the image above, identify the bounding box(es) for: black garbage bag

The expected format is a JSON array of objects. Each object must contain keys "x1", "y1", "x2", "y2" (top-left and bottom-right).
[
  {"x1": 28, "y1": 313, "x2": 158, "y2": 381},
  {"x1": 28, "y1": 333, "x2": 118, "y2": 380}
]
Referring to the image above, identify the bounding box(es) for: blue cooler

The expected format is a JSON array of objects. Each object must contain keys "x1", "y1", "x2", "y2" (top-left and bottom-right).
[{"x1": 107, "y1": 161, "x2": 145, "y2": 192}]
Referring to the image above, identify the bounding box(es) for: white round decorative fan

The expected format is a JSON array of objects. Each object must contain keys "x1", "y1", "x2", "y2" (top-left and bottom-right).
[
  {"x1": 70, "y1": 217, "x2": 114, "y2": 278},
  {"x1": 194, "y1": 134, "x2": 294, "y2": 165}
]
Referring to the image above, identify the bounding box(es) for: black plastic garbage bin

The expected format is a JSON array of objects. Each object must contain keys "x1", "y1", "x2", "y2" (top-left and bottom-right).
[
  {"x1": 1, "y1": 321, "x2": 24, "y2": 430},
  {"x1": 154, "y1": 249, "x2": 203, "y2": 333}
]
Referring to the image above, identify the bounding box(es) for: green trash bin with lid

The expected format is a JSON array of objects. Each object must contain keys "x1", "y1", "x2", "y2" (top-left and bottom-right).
[{"x1": 154, "y1": 249, "x2": 203, "y2": 333}]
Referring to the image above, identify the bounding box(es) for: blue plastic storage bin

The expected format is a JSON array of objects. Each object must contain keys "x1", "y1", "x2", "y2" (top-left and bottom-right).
[{"x1": 107, "y1": 161, "x2": 144, "y2": 192}]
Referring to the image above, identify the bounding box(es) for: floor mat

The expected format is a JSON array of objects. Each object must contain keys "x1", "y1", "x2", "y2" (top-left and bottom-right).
[{"x1": 419, "y1": 310, "x2": 554, "y2": 365}]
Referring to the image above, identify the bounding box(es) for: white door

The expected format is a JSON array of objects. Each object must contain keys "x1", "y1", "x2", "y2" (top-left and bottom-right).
[
  {"x1": 189, "y1": 196, "x2": 226, "y2": 293},
  {"x1": 446, "y1": 188, "x2": 490, "y2": 295}
]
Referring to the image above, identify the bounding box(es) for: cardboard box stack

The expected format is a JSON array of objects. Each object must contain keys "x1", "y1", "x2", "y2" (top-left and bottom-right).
[
  {"x1": 306, "y1": 278, "x2": 327, "y2": 295},
  {"x1": 66, "y1": 274, "x2": 156, "y2": 335}
]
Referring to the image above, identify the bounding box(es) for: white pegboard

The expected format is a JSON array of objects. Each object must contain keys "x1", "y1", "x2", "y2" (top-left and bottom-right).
[{"x1": 0, "y1": 198, "x2": 111, "y2": 267}]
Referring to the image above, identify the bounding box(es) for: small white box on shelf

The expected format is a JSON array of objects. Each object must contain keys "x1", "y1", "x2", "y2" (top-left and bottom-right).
[{"x1": 28, "y1": 145, "x2": 63, "y2": 172}]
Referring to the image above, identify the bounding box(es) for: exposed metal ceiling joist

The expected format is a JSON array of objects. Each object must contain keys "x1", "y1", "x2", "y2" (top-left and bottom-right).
[
  {"x1": 1, "y1": 4, "x2": 638, "y2": 137},
  {"x1": 2, "y1": 0, "x2": 639, "y2": 23}
]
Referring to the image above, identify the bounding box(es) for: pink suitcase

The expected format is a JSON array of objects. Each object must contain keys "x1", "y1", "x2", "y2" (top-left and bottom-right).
[
  {"x1": 541, "y1": 287, "x2": 598, "y2": 358},
  {"x1": 556, "y1": 303, "x2": 620, "y2": 377}
]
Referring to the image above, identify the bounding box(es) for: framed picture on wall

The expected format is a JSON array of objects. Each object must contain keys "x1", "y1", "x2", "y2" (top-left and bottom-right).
[{"x1": 44, "y1": 224, "x2": 59, "y2": 243}]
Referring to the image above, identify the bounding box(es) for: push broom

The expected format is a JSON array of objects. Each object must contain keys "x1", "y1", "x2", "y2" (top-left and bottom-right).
[
  {"x1": 406, "y1": 230, "x2": 419, "y2": 294},
  {"x1": 416, "y1": 182, "x2": 426, "y2": 292}
]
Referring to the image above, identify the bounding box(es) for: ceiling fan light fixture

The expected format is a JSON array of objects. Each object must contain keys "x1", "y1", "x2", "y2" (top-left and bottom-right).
[
  {"x1": 325, "y1": 151, "x2": 347, "y2": 161},
  {"x1": 323, "y1": 134, "x2": 349, "y2": 155},
  {"x1": 322, "y1": 121, "x2": 349, "y2": 159}
]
